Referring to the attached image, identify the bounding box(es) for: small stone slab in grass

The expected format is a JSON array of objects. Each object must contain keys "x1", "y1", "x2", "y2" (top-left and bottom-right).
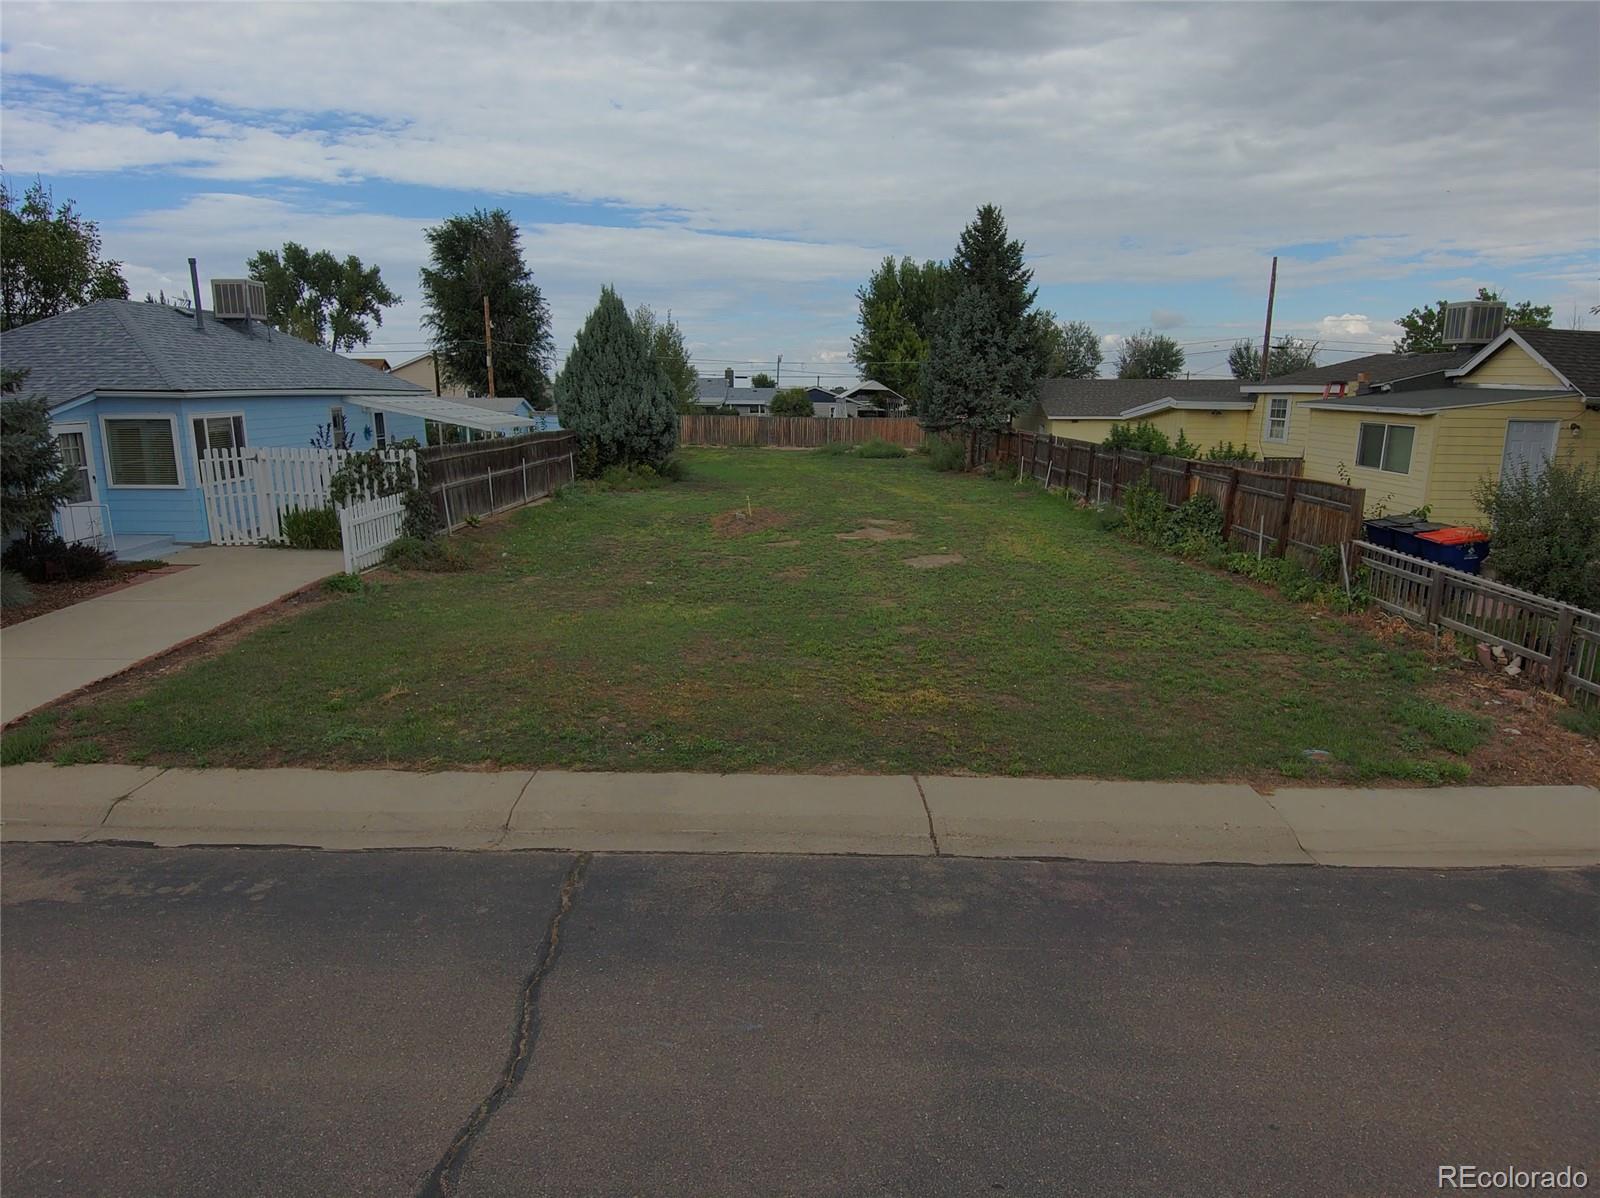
[{"x1": 903, "y1": 553, "x2": 964, "y2": 568}]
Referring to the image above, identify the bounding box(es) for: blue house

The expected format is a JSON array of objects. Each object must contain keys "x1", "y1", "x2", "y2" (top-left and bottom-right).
[{"x1": 0, "y1": 296, "x2": 537, "y2": 555}]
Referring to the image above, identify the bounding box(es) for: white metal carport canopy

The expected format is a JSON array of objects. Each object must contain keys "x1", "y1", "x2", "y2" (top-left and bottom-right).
[{"x1": 350, "y1": 393, "x2": 532, "y2": 432}]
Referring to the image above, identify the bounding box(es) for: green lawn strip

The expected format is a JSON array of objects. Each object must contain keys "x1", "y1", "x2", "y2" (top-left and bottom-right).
[{"x1": 21, "y1": 449, "x2": 1473, "y2": 780}]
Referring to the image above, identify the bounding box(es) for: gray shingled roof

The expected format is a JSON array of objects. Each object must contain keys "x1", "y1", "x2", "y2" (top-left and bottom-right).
[
  {"x1": 694, "y1": 378, "x2": 776, "y2": 406},
  {"x1": 1248, "y1": 349, "x2": 1472, "y2": 390},
  {"x1": 0, "y1": 299, "x2": 429, "y2": 408},
  {"x1": 1035, "y1": 377, "x2": 1243, "y2": 419},
  {"x1": 1512, "y1": 328, "x2": 1600, "y2": 399},
  {"x1": 1302, "y1": 386, "x2": 1572, "y2": 414}
]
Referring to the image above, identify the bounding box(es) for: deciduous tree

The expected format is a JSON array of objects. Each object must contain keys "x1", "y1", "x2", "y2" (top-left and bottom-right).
[
  {"x1": 850, "y1": 256, "x2": 955, "y2": 406},
  {"x1": 1227, "y1": 336, "x2": 1320, "y2": 380},
  {"x1": 247, "y1": 241, "x2": 399, "y2": 351},
  {"x1": 1115, "y1": 329, "x2": 1186, "y2": 379},
  {"x1": 1394, "y1": 287, "x2": 1553, "y2": 353},
  {"x1": 421, "y1": 208, "x2": 554, "y2": 402},
  {"x1": 770, "y1": 387, "x2": 814, "y2": 416},
  {"x1": 633, "y1": 304, "x2": 698, "y2": 413},
  {"x1": 1, "y1": 180, "x2": 128, "y2": 331},
  {"x1": 1038, "y1": 315, "x2": 1103, "y2": 379}
]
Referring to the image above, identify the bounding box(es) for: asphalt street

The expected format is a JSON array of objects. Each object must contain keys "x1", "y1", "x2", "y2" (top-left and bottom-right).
[{"x1": 3, "y1": 845, "x2": 1595, "y2": 1197}]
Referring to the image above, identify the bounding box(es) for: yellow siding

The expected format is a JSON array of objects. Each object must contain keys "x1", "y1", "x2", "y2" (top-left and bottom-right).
[
  {"x1": 390, "y1": 355, "x2": 471, "y2": 399},
  {"x1": 1047, "y1": 418, "x2": 1119, "y2": 443},
  {"x1": 1425, "y1": 397, "x2": 1596, "y2": 524},
  {"x1": 1144, "y1": 408, "x2": 1251, "y2": 450},
  {"x1": 1454, "y1": 341, "x2": 1563, "y2": 389},
  {"x1": 1302, "y1": 409, "x2": 1437, "y2": 518},
  {"x1": 1251, "y1": 391, "x2": 1313, "y2": 457}
]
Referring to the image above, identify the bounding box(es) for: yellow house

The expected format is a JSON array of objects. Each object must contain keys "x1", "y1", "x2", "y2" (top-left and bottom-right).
[
  {"x1": 1238, "y1": 328, "x2": 1600, "y2": 524},
  {"x1": 1017, "y1": 378, "x2": 1254, "y2": 449}
]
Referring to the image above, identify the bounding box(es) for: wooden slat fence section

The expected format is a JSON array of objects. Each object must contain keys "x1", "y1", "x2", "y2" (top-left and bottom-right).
[
  {"x1": 338, "y1": 493, "x2": 406, "y2": 573},
  {"x1": 679, "y1": 414, "x2": 925, "y2": 448},
  {"x1": 1354, "y1": 541, "x2": 1599, "y2": 705},
  {"x1": 995, "y1": 432, "x2": 1359, "y2": 556},
  {"x1": 416, "y1": 431, "x2": 576, "y2": 531}
]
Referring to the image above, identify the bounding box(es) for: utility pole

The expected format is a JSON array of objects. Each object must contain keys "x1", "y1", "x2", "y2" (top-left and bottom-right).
[
  {"x1": 483, "y1": 294, "x2": 496, "y2": 397},
  {"x1": 776, "y1": 354, "x2": 782, "y2": 389},
  {"x1": 1258, "y1": 256, "x2": 1278, "y2": 384}
]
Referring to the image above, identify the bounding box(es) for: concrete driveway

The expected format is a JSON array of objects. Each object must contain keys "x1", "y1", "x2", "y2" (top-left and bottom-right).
[{"x1": 0, "y1": 547, "x2": 341, "y2": 723}]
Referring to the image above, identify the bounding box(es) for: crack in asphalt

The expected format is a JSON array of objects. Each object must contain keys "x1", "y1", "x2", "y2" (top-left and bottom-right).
[{"x1": 417, "y1": 851, "x2": 591, "y2": 1197}]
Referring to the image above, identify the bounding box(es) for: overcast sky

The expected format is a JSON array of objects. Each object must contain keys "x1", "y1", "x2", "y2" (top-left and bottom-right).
[{"x1": 2, "y1": 1, "x2": 1596, "y2": 381}]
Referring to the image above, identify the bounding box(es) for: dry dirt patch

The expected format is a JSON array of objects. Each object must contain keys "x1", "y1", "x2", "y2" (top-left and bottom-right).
[
  {"x1": 903, "y1": 553, "x2": 964, "y2": 569},
  {"x1": 837, "y1": 519, "x2": 914, "y2": 543},
  {"x1": 711, "y1": 507, "x2": 788, "y2": 536}
]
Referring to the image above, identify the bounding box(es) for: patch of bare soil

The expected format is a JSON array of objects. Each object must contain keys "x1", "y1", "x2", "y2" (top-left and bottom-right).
[
  {"x1": 1354, "y1": 610, "x2": 1600, "y2": 785},
  {"x1": 0, "y1": 563, "x2": 190, "y2": 628},
  {"x1": 902, "y1": 553, "x2": 964, "y2": 569},
  {"x1": 711, "y1": 507, "x2": 788, "y2": 537},
  {"x1": 836, "y1": 520, "x2": 914, "y2": 542}
]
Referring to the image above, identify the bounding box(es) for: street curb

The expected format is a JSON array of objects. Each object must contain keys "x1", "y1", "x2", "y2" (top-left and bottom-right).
[{"x1": 1, "y1": 765, "x2": 1596, "y2": 868}]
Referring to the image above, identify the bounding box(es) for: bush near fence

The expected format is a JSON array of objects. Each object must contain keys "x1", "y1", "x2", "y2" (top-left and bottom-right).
[
  {"x1": 416, "y1": 431, "x2": 577, "y2": 531},
  {"x1": 679, "y1": 414, "x2": 924, "y2": 449},
  {"x1": 1355, "y1": 540, "x2": 1600, "y2": 707},
  {"x1": 994, "y1": 430, "x2": 1362, "y2": 559}
]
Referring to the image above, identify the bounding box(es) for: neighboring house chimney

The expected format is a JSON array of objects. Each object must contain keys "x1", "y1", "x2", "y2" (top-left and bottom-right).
[
  {"x1": 724, "y1": 367, "x2": 734, "y2": 394},
  {"x1": 1355, "y1": 371, "x2": 1371, "y2": 395}
]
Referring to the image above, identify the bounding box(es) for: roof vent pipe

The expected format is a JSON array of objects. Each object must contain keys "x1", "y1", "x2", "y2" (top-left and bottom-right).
[{"x1": 188, "y1": 258, "x2": 204, "y2": 332}]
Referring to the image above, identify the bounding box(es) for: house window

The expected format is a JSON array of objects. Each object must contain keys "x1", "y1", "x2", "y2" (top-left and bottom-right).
[
  {"x1": 1265, "y1": 396, "x2": 1290, "y2": 441},
  {"x1": 330, "y1": 406, "x2": 349, "y2": 449},
  {"x1": 373, "y1": 411, "x2": 388, "y2": 448},
  {"x1": 1355, "y1": 422, "x2": 1415, "y2": 474},
  {"x1": 103, "y1": 417, "x2": 182, "y2": 487},
  {"x1": 193, "y1": 415, "x2": 246, "y2": 461}
]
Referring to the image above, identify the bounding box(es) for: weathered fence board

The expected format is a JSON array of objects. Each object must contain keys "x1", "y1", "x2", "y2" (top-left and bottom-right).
[
  {"x1": 679, "y1": 414, "x2": 924, "y2": 449},
  {"x1": 995, "y1": 432, "x2": 1356, "y2": 556},
  {"x1": 416, "y1": 431, "x2": 576, "y2": 531},
  {"x1": 1354, "y1": 540, "x2": 1599, "y2": 705}
]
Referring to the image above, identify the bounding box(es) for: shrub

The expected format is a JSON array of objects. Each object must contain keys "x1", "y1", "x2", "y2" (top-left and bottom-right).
[
  {"x1": 657, "y1": 455, "x2": 686, "y2": 481},
  {"x1": 383, "y1": 535, "x2": 470, "y2": 572},
  {"x1": 1103, "y1": 421, "x2": 1171, "y2": 455},
  {"x1": 597, "y1": 463, "x2": 667, "y2": 491},
  {"x1": 1, "y1": 533, "x2": 112, "y2": 583},
  {"x1": 925, "y1": 437, "x2": 966, "y2": 472},
  {"x1": 323, "y1": 572, "x2": 365, "y2": 594},
  {"x1": 0, "y1": 378, "x2": 78, "y2": 543},
  {"x1": 1121, "y1": 477, "x2": 1168, "y2": 543},
  {"x1": 1474, "y1": 461, "x2": 1600, "y2": 607},
  {"x1": 1162, "y1": 494, "x2": 1223, "y2": 554},
  {"x1": 812, "y1": 440, "x2": 856, "y2": 457},
  {"x1": 769, "y1": 388, "x2": 814, "y2": 416},
  {"x1": 280, "y1": 505, "x2": 341, "y2": 550},
  {"x1": 1205, "y1": 441, "x2": 1257, "y2": 462},
  {"x1": 857, "y1": 438, "x2": 908, "y2": 459},
  {"x1": 1, "y1": 568, "x2": 33, "y2": 608}
]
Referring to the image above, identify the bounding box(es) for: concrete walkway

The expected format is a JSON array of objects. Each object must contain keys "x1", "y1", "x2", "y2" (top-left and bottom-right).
[
  {"x1": 2, "y1": 766, "x2": 1595, "y2": 866},
  {"x1": 0, "y1": 547, "x2": 341, "y2": 724}
]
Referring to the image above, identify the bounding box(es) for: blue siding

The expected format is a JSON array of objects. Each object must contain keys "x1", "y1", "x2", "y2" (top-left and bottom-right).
[{"x1": 71, "y1": 393, "x2": 463, "y2": 543}]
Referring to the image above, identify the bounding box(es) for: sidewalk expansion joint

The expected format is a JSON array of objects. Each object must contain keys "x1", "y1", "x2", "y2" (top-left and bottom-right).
[
  {"x1": 912, "y1": 775, "x2": 940, "y2": 856},
  {"x1": 417, "y1": 850, "x2": 591, "y2": 1198},
  {"x1": 99, "y1": 768, "x2": 169, "y2": 826}
]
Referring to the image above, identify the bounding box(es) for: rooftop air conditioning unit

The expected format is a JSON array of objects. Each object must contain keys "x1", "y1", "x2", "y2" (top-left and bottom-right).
[
  {"x1": 211, "y1": 278, "x2": 268, "y2": 321},
  {"x1": 1441, "y1": 300, "x2": 1506, "y2": 347}
]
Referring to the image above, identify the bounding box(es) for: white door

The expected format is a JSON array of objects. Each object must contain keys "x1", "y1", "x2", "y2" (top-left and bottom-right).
[
  {"x1": 51, "y1": 422, "x2": 105, "y2": 545},
  {"x1": 1501, "y1": 420, "x2": 1559, "y2": 481}
]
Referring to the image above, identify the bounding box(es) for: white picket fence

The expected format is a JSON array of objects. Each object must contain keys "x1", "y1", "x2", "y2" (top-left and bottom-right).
[
  {"x1": 337, "y1": 492, "x2": 407, "y2": 573},
  {"x1": 197, "y1": 447, "x2": 413, "y2": 546}
]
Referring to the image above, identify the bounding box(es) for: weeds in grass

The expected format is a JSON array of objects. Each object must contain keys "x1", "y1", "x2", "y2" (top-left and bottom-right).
[
  {"x1": 53, "y1": 740, "x2": 105, "y2": 765},
  {"x1": 1395, "y1": 698, "x2": 1490, "y2": 755},
  {"x1": 384, "y1": 535, "x2": 470, "y2": 572},
  {"x1": 857, "y1": 438, "x2": 908, "y2": 459},
  {"x1": 812, "y1": 441, "x2": 856, "y2": 457},
  {"x1": 323, "y1": 572, "x2": 366, "y2": 594},
  {"x1": 1, "y1": 714, "x2": 55, "y2": 765},
  {"x1": 925, "y1": 437, "x2": 966, "y2": 472},
  {"x1": 1556, "y1": 705, "x2": 1600, "y2": 740}
]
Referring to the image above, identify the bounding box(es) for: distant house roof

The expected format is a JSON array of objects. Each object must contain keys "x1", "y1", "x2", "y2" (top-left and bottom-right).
[
  {"x1": 839, "y1": 380, "x2": 908, "y2": 407},
  {"x1": 1241, "y1": 349, "x2": 1473, "y2": 392},
  {"x1": 352, "y1": 356, "x2": 391, "y2": 372},
  {"x1": 361, "y1": 392, "x2": 535, "y2": 432},
  {"x1": 1448, "y1": 327, "x2": 1600, "y2": 401},
  {"x1": 457, "y1": 394, "x2": 534, "y2": 415},
  {"x1": 1035, "y1": 377, "x2": 1243, "y2": 419},
  {"x1": 1299, "y1": 386, "x2": 1573, "y2": 415},
  {"x1": 694, "y1": 377, "x2": 775, "y2": 407},
  {"x1": 0, "y1": 299, "x2": 428, "y2": 408}
]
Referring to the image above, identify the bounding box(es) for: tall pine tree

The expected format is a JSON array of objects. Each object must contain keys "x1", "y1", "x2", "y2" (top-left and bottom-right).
[
  {"x1": 951, "y1": 204, "x2": 1037, "y2": 333},
  {"x1": 919, "y1": 287, "x2": 1036, "y2": 463},
  {"x1": 554, "y1": 287, "x2": 677, "y2": 471}
]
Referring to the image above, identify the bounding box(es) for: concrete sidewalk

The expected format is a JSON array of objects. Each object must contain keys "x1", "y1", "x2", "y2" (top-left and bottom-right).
[
  {"x1": 0, "y1": 547, "x2": 341, "y2": 724},
  {"x1": 2, "y1": 766, "x2": 1595, "y2": 866}
]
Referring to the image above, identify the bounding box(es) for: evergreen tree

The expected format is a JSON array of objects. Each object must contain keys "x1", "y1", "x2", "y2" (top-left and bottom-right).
[
  {"x1": 0, "y1": 369, "x2": 78, "y2": 543},
  {"x1": 633, "y1": 304, "x2": 698, "y2": 413},
  {"x1": 950, "y1": 204, "x2": 1037, "y2": 334},
  {"x1": 1115, "y1": 329, "x2": 1186, "y2": 379},
  {"x1": 420, "y1": 209, "x2": 554, "y2": 402},
  {"x1": 919, "y1": 287, "x2": 1037, "y2": 462},
  {"x1": 554, "y1": 287, "x2": 677, "y2": 470}
]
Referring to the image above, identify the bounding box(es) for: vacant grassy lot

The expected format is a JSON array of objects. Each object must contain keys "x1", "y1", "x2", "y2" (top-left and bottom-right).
[{"x1": 15, "y1": 448, "x2": 1490, "y2": 780}]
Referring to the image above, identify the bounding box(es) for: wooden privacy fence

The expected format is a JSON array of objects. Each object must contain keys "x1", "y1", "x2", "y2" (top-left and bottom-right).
[
  {"x1": 995, "y1": 431, "x2": 1361, "y2": 556},
  {"x1": 337, "y1": 492, "x2": 406, "y2": 573},
  {"x1": 199, "y1": 446, "x2": 413, "y2": 546},
  {"x1": 1354, "y1": 541, "x2": 1600, "y2": 706},
  {"x1": 679, "y1": 414, "x2": 925, "y2": 448},
  {"x1": 416, "y1": 431, "x2": 576, "y2": 532}
]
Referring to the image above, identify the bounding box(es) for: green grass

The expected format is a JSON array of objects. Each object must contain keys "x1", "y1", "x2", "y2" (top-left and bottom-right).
[{"x1": 23, "y1": 449, "x2": 1482, "y2": 780}]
